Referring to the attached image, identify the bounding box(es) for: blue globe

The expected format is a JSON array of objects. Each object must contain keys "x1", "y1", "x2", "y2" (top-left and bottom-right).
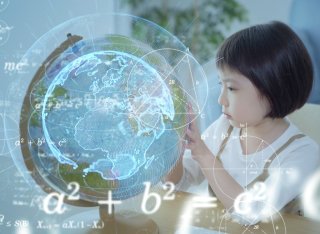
[
  {"x1": 6, "y1": 14, "x2": 208, "y2": 204},
  {"x1": 28, "y1": 35, "x2": 189, "y2": 201}
]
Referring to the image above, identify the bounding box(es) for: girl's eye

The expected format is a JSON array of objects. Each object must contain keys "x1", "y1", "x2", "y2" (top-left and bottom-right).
[{"x1": 218, "y1": 81, "x2": 236, "y2": 91}]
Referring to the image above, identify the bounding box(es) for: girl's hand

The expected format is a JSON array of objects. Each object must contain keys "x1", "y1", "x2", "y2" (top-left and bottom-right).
[{"x1": 186, "y1": 119, "x2": 213, "y2": 165}]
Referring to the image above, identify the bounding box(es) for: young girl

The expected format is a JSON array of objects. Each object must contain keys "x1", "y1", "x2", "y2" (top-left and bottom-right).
[{"x1": 167, "y1": 21, "x2": 320, "y2": 225}]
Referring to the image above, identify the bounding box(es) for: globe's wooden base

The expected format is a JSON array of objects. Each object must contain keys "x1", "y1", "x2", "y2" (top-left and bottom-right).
[{"x1": 87, "y1": 206, "x2": 159, "y2": 234}]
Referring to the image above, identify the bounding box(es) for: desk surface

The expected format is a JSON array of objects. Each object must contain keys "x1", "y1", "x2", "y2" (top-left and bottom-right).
[{"x1": 149, "y1": 191, "x2": 320, "y2": 234}]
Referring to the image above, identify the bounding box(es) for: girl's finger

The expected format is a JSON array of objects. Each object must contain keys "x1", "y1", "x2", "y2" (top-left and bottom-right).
[
  {"x1": 186, "y1": 128, "x2": 196, "y2": 140},
  {"x1": 187, "y1": 103, "x2": 196, "y2": 128},
  {"x1": 189, "y1": 119, "x2": 199, "y2": 132}
]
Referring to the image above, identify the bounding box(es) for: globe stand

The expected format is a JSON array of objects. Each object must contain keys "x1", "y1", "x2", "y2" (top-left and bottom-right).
[{"x1": 85, "y1": 204, "x2": 159, "y2": 234}]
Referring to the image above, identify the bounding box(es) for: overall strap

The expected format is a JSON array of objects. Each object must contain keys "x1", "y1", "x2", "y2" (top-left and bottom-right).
[
  {"x1": 245, "y1": 133, "x2": 305, "y2": 189},
  {"x1": 245, "y1": 133, "x2": 306, "y2": 216},
  {"x1": 216, "y1": 125, "x2": 234, "y2": 161},
  {"x1": 208, "y1": 125, "x2": 233, "y2": 196}
]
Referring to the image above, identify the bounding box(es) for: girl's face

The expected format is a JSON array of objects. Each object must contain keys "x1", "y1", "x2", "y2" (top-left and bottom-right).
[{"x1": 217, "y1": 66, "x2": 270, "y2": 128}]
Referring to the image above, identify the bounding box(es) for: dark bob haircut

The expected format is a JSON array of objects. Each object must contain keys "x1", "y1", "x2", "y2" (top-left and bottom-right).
[{"x1": 216, "y1": 21, "x2": 313, "y2": 118}]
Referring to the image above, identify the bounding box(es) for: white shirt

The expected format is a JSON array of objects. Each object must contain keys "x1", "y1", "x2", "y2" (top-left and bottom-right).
[{"x1": 177, "y1": 115, "x2": 320, "y2": 224}]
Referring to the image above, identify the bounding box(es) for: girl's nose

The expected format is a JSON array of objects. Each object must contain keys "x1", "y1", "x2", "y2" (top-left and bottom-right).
[{"x1": 218, "y1": 88, "x2": 228, "y2": 107}]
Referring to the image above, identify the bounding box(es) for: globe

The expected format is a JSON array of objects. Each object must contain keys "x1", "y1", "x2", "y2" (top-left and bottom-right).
[
  {"x1": 5, "y1": 14, "x2": 208, "y2": 214},
  {"x1": 26, "y1": 34, "x2": 188, "y2": 202},
  {"x1": 2, "y1": 13, "x2": 209, "y2": 234}
]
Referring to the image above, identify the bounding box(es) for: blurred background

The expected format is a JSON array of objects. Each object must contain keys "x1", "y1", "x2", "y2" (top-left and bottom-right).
[{"x1": 0, "y1": 0, "x2": 319, "y2": 233}]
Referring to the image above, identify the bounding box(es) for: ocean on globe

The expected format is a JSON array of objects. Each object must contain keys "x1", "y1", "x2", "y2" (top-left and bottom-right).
[{"x1": 28, "y1": 35, "x2": 189, "y2": 202}]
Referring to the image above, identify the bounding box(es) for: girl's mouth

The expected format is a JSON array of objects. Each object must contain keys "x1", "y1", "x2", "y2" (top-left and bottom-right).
[{"x1": 223, "y1": 113, "x2": 232, "y2": 119}]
